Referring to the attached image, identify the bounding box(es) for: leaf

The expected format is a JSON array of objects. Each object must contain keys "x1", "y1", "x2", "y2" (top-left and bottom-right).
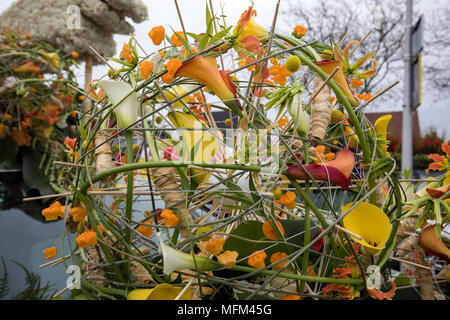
[
  {"x1": 223, "y1": 220, "x2": 320, "y2": 267},
  {"x1": 21, "y1": 148, "x2": 55, "y2": 195},
  {"x1": 0, "y1": 139, "x2": 18, "y2": 168}
]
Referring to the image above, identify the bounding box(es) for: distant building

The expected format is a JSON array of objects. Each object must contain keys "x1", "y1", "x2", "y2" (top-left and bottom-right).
[{"x1": 365, "y1": 111, "x2": 421, "y2": 140}]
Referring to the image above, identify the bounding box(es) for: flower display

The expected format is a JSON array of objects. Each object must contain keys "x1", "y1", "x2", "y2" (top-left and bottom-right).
[{"x1": 19, "y1": 1, "x2": 441, "y2": 302}]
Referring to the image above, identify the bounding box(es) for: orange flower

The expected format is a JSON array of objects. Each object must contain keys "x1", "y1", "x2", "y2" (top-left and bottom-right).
[
  {"x1": 205, "y1": 238, "x2": 225, "y2": 256},
  {"x1": 97, "y1": 225, "x2": 105, "y2": 234},
  {"x1": 270, "y1": 251, "x2": 289, "y2": 270},
  {"x1": 64, "y1": 136, "x2": 77, "y2": 150},
  {"x1": 12, "y1": 61, "x2": 41, "y2": 74},
  {"x1": 171, "y1": 31, "x2": 186, "y2": 47},
  {"x1": 165, "y1": 58, "x2": 182, "y2": 75},
  {"x1": 356, "y1": 92, "x2": 372, "y2": 101},
  {"x1": 139, "y1": 60, "x2": 154, "y2": 80},
  {"x1": 293, "y1": 25, "x2": 307, "y2": 38},
  {"x1": 279, "y1": 191, "x2": 297, "y2": 209},
  {"x1": 268, "y1": 64, "x2": 291, "y2": 86},
  {"x1": 325, "y1": 152, "x2": 335, "y2": 161},
  {"x1": 136, "y1": 224, "x2": 154, "y2": 238},
  {"x1": 11, "y1": 127, "x2": 31, "y2": 147},
  {"x1": 71, "y1": 51, "x2": 79, "y2": 59},
  {"x1": 120, "y1": 43, "x2": 133, "y2": 63},
  {"x1": 75, "y1": 231, "x2": 97, "y2": 249},
  {"x1": 160, "y1": 209, "x2": 179, "y2": 227},
  {"x1": 70, "y1": 206, "x2": 87, "y2": 223},
  {"x1": 41, "y1": 201, "x2": 65, "y2": 221},
  {"x1": 161, "y1": 72, "x2": 174, "y2": 84},
  {"x1": 0, "y1": 123, "x2": 6, "y2": 139},
  {"x1": 217, "y1": 250, "x2": 238, "y2": 269},
  {"x1": 262, "y1": 220, "x2": 285, "y2": 240},
  {"x1": 281, "y1": 294, "x2": 301, "y2": 300},
  {"x1": 43, "y1": 247, "x2": 57, "y2": 260},
  {"x1": 351, "y1": 78, "x2": 364, "y2": 89},
  {"x1": 4, "y1": 113, "x2": 13, "y2": 121},
  {"x1": 149, "y1": 26, "x2": 165, "y2": 45},
  {"x1": 248, "y1": 250, "x2": 267, "y2": 269},
  {"x1": 175, "y1": 55, "x2": 241, "y2": 113},
  {"x1": 278, "y1": 116, "x2": 288, "y2": 127}
]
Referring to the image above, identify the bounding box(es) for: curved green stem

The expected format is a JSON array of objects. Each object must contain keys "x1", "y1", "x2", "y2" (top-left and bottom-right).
[
  {"x1": 124, "y1": 131, "x2": 134, "y2": 281},
  {"x1": 274, "y1": 35, "x2": 377, "y2": 204}
]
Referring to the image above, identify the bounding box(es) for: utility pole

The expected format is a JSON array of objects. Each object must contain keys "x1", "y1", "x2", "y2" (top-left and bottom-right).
[{"x1": 402, "y1": 0, "x2": 413, "y2": 174}]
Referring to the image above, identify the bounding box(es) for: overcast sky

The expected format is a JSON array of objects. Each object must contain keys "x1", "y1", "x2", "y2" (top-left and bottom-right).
[{"x1": 1, "y1": 0, "x2": 449, "y2": 139}]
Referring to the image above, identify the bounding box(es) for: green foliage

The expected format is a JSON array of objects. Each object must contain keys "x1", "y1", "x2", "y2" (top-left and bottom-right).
[{"x1": 0, "y1": 257, "x2": 56, "y2": 300}]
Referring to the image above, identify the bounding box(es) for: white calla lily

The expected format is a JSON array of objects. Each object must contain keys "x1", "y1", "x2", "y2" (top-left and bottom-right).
[
  {"x1": 97, "y1": 80, "x2": 139, "y2": 128},
  {"x1": 158, "y1": 233, "x2": 220, "y2": 275},
  {"x1": 288, "y1": 94, "x2": 311, "y2": 137}
]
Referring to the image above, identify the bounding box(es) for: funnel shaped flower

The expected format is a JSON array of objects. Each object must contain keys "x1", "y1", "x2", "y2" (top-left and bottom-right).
[
  {"x1": 374, "y1": 115, "x2": 392, "y2": 156},
  {"x1": 426, "y1": 184, "x2": 450, "y2": 199},
  {"x1": 97, "y1": 80, "x2": 139, "y2": 129},
  {"x1": 233, "y1": 3, "x2": 268, "y2": 46},
  {"x1": 159, "y1": 235, "x2": 221, "y2": 275},
  {"x1": 286, "y1": 149, "x2": 355, "y2": 190},
  {"x1": 127, "y1": 283, "x2": 191, "y2": 300},
  {"x1": 342, "y1": 202, "x2": 391, "y2": 255},
  {"x1": 315, "y1": 60, "x2": 358, "y2": 107},
  {"x1": 168, "y1": 111, "x2": 219, "y2": 187},
  {"x1": 419, "y1": 226, "x2": 450, "y2": 262},
  {"x1": 175, "y1": 55, "x2": 241, "y2": 113}
]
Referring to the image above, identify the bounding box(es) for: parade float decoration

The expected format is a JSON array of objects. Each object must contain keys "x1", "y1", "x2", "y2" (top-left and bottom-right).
[{"x1": 32, "y1": 1, "x2": 448, "y2": 300}]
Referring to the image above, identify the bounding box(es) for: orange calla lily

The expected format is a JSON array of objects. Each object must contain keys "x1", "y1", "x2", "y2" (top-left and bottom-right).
[
  {"x1": 315, "y1": 60, "x2": 359, "y2": 107},
  {"x1": 287, "y1": 149, "x2": 355, "y2": 190},
  {"x1": 426, "y1": 184, "x2": 450, "y2": 199},
  {"x1": 175, "y1": 55, "x2": 241, "y2": 114},
  {"x1": 419, "y1": 226, "x2": 450, "y2": 262}
]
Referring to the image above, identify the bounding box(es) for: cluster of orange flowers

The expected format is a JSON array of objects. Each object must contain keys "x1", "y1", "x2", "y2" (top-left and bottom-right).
[{"x1": 268, "y1": 63, "x2": 292, "y2": 86}]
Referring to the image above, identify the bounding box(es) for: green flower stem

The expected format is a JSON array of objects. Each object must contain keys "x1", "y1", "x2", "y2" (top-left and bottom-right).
[
  {"x1": 300, "y1": 143, "x2": 311, "y2": 293},
  {"x1": 79, "y1": 161, "x2": 266, "y2": 194},
  {"x1": 124, "y1": 130, "x2": 134, "y2": 281},
  {"x1": 288, "y1": 178, "x2": 328, "y2": 228},
  {"x1": 231, "y1": 265, "x2": 363, "y2": 286},
  {"x1": 274, "y1": 36, "x2": 377, "y2": 205}
]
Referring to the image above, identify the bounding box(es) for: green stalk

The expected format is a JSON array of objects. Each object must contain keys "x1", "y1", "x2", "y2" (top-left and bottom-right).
[
  {"x1": 274, "y1": 35, "x2": 377, "y2": 204},
  {"x1": 231, "y1": 265, "x2": 363, "y2": 286},
  {"x1": 299, "y1": 143, "x2": 310, "y2": 293},
  {"x1": 124, "y1": 130, "x2": 134, "y2": 281}
]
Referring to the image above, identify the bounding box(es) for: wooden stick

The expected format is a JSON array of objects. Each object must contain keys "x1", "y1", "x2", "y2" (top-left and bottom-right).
[
  {"x1": 39, "y1": 254, "x2": 72, "y2": 268},
  {"x1": 349, "y1": 30, "x2": 372, "y2": 57},
  {"x1": 390, "y1": 256, "x2": 431, "y2": 270},
  {"x1": 175, "y1": 278, "x2": 194, "y2": 300},
  {"x1": 52, "y1": 283, "x2": 74, "y2": 298},
  {"x1": 174, "y1": 0, "x2": 188, "y2": 41},
  {"x1": 53, "y1": 160, "x2": 96, "y2": 169},
  {"x1": 335, "y1": 225, "x2": 363, "y2": 241},
  {"x1": 88, "y1": 45, "x2": 115, "y2": 71}
]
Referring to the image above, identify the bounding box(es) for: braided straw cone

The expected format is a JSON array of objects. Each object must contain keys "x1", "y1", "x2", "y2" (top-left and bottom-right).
[
  {"x1": 311, "y1": 77, "x2": 331, "y2": 140},
  {"x1": 94, "y1": 131, "x2": 114, "y2": 184},
  {"x1": 150, "y1": 167, "x2": 193, "y2": 238}
]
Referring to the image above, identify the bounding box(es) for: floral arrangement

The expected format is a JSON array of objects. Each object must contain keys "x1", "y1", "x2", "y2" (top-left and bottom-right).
[
  {"x1": 38, "y1": 2, "x2": 448, "y2": 300},
  {"x1": 0, "y1": 28, "x2": 80, "y2": 194}
]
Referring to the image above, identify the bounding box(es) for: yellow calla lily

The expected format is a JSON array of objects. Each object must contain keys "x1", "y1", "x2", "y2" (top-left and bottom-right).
[
  {"x1": 163, "y1": 86, "x2": 190, "y2": 108},
  {"x1": 373, "y1": 115, "x2": 392, "y2": 156},
  {"x1": 168, "y1": 111, "x2": 220, "y2": 187},
  {"x1": 342, "y1": 202, "x2": 391, "y2": 255},
  {"x1": 127, "y1": 283, "x2": 192, "y2": 300},
  {"x1": 38, "y1": 50, "x2": 60, "y2": 68}
]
